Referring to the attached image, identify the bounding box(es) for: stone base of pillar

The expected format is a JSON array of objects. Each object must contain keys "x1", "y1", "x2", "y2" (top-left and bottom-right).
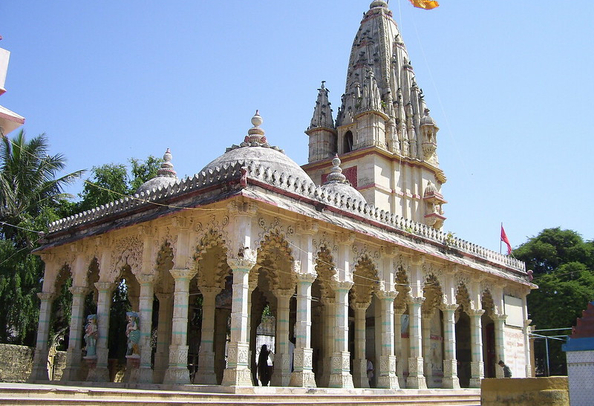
[
  {"x1": 469, "y1": 361, "x2": 483, "y2": 388},
  {"x1": 137, "y1": 365, "x2": 153, "y2": 384},
  {"x1": 123, "y1": 356, "x2": 140, "y2": 383},
  {"x1": 328, "y1": 352, "x2": 354, "y2": 389},
  {"x1": 289, "y1": 370, "x2": 316, "y2": 388},
  {"x1": 85, "y1": 358, "x2": 109, "y2": 382},
  {"x1": 29, "y1": 349, "x2": 50, "y2": 382},
  {"x1": 193, "y1": 351, "x2": 216, "y2": 384},
  {"x1": 353, "y1": 358, "x2": 369, "y2": 388},
  {"x1": 442, "y1": 359, "x2": 460, "y2": 389},
  {"x1": 61, "y1": 348, "x2": 83, "y2": 381},
  {"x1": 377, "y1": 374, "x2": 399, "y2": 389},
  {"x1": 271, "y1": 353, "x2": 291, "y2": 387},
  {"x1": 377, "y1": 355, "x2": 398, "y2": 389},
  {"x1": 163, "y1": 367, "x2": 190, "y2": 385},
  {"x1": 221, "y1": 366, "x2": 253, "y2": 387},
  {"x1": 406, "y1": 357, "x2": 427, "y2": 389}
]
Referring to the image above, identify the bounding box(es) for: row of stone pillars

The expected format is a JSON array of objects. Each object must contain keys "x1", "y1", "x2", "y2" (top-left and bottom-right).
[{"x1": 30, "y1": 264, "x2": 504, "y2": 388}]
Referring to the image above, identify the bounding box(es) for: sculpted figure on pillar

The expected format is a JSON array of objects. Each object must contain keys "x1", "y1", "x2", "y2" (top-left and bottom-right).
[
  {"x1": 84, "y1": 314, "x2": 98, "y2": 358},
  {"x1": 126, "y1": 311, "x2": 141, "y2": 358}
]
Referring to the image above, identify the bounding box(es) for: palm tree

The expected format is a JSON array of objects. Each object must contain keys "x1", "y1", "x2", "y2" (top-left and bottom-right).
[{"x1": 0, "y1": 130, "x2": 83, "y2": 246}]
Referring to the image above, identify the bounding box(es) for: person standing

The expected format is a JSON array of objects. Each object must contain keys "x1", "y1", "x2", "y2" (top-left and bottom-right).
[
  {"x1": 258, "y1": 344, "x2": 272, "y2": 386},
  {"x1": 498, "y1": 360, "x2": 512, "y2": 378}
]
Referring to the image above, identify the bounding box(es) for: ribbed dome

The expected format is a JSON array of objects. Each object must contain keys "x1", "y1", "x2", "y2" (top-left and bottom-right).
[
  {"x1": 320, "y1": 155, "x2": 366, "y2": 203},
  {"x1": 136, "y1": 148, "x2": 178, "y2": 194},
  {"x1": 200, "y1": 111, "x2": 313, "y2": 183}
]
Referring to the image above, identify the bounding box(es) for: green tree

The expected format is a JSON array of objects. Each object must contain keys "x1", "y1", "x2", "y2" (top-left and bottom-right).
[
  {"x1": 0, "y1": 131, "x2": 82, "y2": 345},
  {"x1": 77, "y1": 156, "x2": 162, "y2": 211},
  {"x1": 514, "y1": 228, "x2": 594, "y2": 376}
]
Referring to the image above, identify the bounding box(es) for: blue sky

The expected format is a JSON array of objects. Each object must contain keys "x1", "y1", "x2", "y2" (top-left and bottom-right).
[{"x1": 2, "y1": 1, "x2": 593, "y2": 253}]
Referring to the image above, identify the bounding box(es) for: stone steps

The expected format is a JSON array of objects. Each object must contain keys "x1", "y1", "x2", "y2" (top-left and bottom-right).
[{"x1": 0, "y1": 383, "x2": 481, "y2": 406}]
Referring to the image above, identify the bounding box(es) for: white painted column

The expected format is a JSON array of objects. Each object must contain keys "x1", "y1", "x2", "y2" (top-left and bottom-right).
[
  {"x1": 30, "y1": 291, "x2": 54, "y2": 381},
  {"x1": 394, "y1": 309, "x2": 406, "y2": 388},
  {"x1": 272, "y1": 288, "x2": 294, "y2": 386},
  {"x1": 353, "y1": 302, "x2": 370, "y2": 388},
  {"x1": 87, "y1": 282, "x2": 113, "y2": 382},
  {"x1": 194, "y1": 287, "x2": 218, "y2": 384},
  {"x1": 222, "y1": 257, "x2": 256, "y2": 387},
  {"x1": 469, "y1": 309, "x2": 485, "y2": 387},
  {"x1": 493, "y1": 314, "x2": 507, "y2": 378},
  {"x1": 329, "y1": 280, "x2": 354, "y2": 388},
  {"x1": 163, "y1": 268, "x2": 194, "y2": 384},
  {"x1": 422, "y1": 315, "x2": 433, "y2": 386},
  {"x1": 153, "y1": 292, "x2": 173, "y2": 383},
  {"x1": 320, "y1": 297, "x2": 335, "y2": 387},
  {"x1": 137, "y1": 274, "x2": 155, "y2": 383},
  {"x1": 407, "y1": 296, "x2": 427, "y2": 389},
  {"x1": 441, "y1": 304, "x2": 460, "y2": 388},
  {"x1": 61, "y1": 286, "x2": 87, "y2": 381},
  {"x1": 377, "y1": 290, "x2": 398, "y2": 389},
  {"x1": 290, "y1": 270, "x2": 317, "y2": 388}
]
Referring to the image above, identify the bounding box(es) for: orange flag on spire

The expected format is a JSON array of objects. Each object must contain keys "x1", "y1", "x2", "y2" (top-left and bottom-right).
[
  {"x1": 501, "y1": 225, "x2": 512, "y2": 255},
  {"x1": 409, "y1": 0, "x2": 439, "y2": 10}
]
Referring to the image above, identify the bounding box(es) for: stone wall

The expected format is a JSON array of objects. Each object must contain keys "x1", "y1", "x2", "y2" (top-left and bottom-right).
[
  {"x1": 0, "y1": 344, "x2": 34, "y2": 382},
  {"x1": 482, "y1": 377, "x2": 569, "y2": 406},
  {"x1": 0, "y1": 344, "x2": 67, "y2": 382}
]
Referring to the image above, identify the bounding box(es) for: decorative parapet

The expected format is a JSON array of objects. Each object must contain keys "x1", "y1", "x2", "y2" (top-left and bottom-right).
[{"x1": 47, "y1": 160, "x2": 526, "y2": 274}]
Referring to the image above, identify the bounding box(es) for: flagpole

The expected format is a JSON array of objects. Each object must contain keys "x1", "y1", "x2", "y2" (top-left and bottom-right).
[{"x1": 500, "y1": 222, "x2": 503, "y2": 254}]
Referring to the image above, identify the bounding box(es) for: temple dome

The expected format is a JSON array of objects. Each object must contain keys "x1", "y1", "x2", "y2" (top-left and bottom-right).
[
  {"x1": 136, "y1": 148, "x2": 178, "y2": 194},
  {"x1": 200, "y1": 111, "x2": 313, "y2": 183},
  {"x1": 320, "y1": 155, "x2": 366, "y2": 203}
]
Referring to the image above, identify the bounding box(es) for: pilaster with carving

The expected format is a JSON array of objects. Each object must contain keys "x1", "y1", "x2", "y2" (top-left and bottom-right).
[
  {"x1": 353, "y1": 302, "x2": 370, "y2": 388},
  {"x1": 493, "y1": 313, "x2": 507, "y2": 378},
  {"x1": 87, "y1": 282, "x2": 113, "y2": 382},
  {"x1": 469, "y1": 308, "x2": 485, "y2": 387},
  {"x1": 194, "y1": 287, "x2": 219, "y2": 384},
  {"x1": 290, "y1": 270, "x2": 317, "y2": 388},
  {"x1": 406, "y1": 296, "x2": 427, "y2": 389},
  {"x1": 163, "y1": 268, "x2": 195, "y2": 384},
  {"x1": 136, "y1": 273, "x2": 155, "y2": 383},
  {"x1": 271, "y1": 288, "x2": 294, "y2": 386},
  {"x1": 222, "y1": 255, "x2": 256, "y2": 387},
  {"x1": 61, "y1": 285, "x2": 88, "y2": 381},
  {"x1": 376, "y1": 290, "x2": 399, "y2": 389},
  {"x1": 440, "y1": 303, "x2": 460, "y2": 388},
  {"x1": 329, "y1": 280, "x2": 354, "y2": 388},
  {"x1": 153, "y1": 292, "x2": 173, "y2": 383},
  {"x1": 30, "y1": 291, "x2": 55, "y2": 381}
]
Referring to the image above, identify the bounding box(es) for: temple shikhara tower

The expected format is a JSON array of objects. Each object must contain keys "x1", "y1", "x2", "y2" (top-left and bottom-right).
[
  {"x1": 31, "y1": 1, "x2": 534, "y2": 392},
  {"x1": 304, "y1": 0, "x2": 445, "y2": 229}
]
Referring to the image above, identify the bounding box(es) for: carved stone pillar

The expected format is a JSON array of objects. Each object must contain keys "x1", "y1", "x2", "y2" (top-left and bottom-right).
[
  {"x1": 469, "y1": 309, "x2": 485, "y2": 387},
  {"x1": 493, "y1": 314, "x2": 507, "y2": 379},
  {"x1": 222, "y1": 256, "x2": 256, "y2": 387},
  {"x1": 30, "y1": 291, "x2": 55, "y2": 381},
  {"x1": 194, "y1": 287, "x2": 218, "y2": 384},
  {"x1": 320, "y1": 297, "x2": 335, "y2": 387},
  {"x1": 407, "y1": 296, "x2": 427, "y2": 389},
  {"x1": 136, "y1": 274, "x2": 155, "y2": 383},
  {"x1": 353, "y1": 302, "x2": 370, "y2": 388},
  {"x1": 153, "y1": 292, "x2": 173, "y2": 383},
  {"x1": 163, "y1": 268, "x2": 195, "y2": 384},
  {"x1": 61, "y1": 286, "x2": 88, "y2": 381},
  {"x1": 272, "y1": 288, "x2": 294, "y2": 386},
  {"x1": 329, "y1": 280, "x2": 354, "y2": 388},
  {"x1": 377, "y1": 290, "x2": 398, "y2": 389},
  {"x1": 422, "y1": 314, "x2": 432, "y2": 386},
  {"x1": 394, "y1": 308, "x2": 406, "y2": 388},
  {"x1": 290, "y1": 271, "x2": 316, "y2": 388},
  {"x1": 87, "y1": 282, "x2": 113, "y2": 382},
  {"x1": 441, "y1": 304, "x2": 460, "y2": 389}
]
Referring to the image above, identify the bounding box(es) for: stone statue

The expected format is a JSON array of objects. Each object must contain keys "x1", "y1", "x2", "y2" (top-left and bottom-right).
[
  {"x1": 84, "y1": 314, "x2": 98, "y2": 358},
  {"x1": 125, "y1": 311, "x2": 140, "y2": 358}
]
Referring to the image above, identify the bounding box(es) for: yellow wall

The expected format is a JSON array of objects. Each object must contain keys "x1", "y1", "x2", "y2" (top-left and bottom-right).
[{"x1": 481, "y1": 377, "x2": 569, "y2": 406}]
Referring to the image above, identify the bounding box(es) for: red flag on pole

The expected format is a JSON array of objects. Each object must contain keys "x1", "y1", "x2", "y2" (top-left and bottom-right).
[{"x1": 501, "y1": 225, "x2": 512, "y2": 255}]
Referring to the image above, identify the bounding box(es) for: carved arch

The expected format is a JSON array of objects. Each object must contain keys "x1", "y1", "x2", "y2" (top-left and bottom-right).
[{"x1": 351, "y1": 255, "x2": 379, "y2": 305}]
